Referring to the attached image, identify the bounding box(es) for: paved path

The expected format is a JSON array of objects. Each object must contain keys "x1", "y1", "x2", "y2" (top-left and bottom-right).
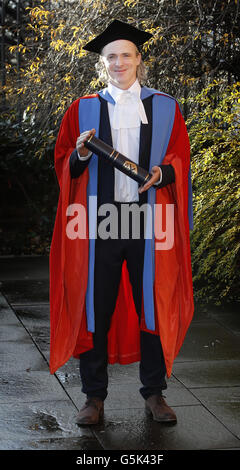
[{"x1": 0, "y1": 256, "x2": 240, "y2": 450}]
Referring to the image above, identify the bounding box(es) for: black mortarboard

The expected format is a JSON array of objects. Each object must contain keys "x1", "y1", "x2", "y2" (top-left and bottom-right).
[{"x1": 83, "y1": 19, "x2": 152, "y2": 54}]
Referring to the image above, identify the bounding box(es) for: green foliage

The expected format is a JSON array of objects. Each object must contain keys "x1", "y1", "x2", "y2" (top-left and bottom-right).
[
  {"x1": 0, "y1": 118, "x2": 58, "y2": 255},
  {"x1": 185, "y1": 81, "x2": 240, "y2": 304}
]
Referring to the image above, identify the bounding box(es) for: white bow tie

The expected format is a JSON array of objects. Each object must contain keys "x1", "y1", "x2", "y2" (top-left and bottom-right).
[{"x1": 112, "y1": 90, "x2": 148, "y2": 130}]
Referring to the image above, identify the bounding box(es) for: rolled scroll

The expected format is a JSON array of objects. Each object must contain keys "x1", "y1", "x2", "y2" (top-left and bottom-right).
[{"x1": 84, "y1": 135, "x2": 151, "y2": 186}]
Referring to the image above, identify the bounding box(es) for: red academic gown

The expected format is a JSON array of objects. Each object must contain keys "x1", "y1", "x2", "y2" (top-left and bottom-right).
[{"x1": 49, "y1": 93, "x2": 194, "y2": 378}]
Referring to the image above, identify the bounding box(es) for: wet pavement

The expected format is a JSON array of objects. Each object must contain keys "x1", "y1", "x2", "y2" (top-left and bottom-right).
[{"x1": 0, "y1": 255, "x2": 240, "y2": 451}]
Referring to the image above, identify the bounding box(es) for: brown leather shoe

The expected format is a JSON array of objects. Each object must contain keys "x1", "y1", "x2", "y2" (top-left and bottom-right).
[
  {"x1": 76, "y1": 397, "x2": 104, "y2": 426},
  {"x1": 145, "y1": 394, "x2": 177, "y2": 424}
]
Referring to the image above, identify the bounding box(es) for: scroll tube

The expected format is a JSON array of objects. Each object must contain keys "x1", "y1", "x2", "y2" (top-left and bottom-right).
[{"x1": 84, "y1": 135, "x2": 151, "y2": 186}]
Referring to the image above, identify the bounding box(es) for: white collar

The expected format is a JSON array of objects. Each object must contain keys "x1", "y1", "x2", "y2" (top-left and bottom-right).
[
  {"x1": 107, "y1": 79, "x2": 148, "y2": 129},
  {"x1": 107, "y1": 79, "x2": 141, "y2": 103}
]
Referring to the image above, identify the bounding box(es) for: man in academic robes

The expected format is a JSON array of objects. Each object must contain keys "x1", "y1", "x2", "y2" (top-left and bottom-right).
[{"x1": 50, "y1": 20, "x2": 194, "y2": 426}]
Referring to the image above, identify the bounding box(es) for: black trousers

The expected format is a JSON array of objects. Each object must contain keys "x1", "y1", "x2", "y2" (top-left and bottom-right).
[{"x1": 79, "y1": 211, "x2": 167, "y2": 401}]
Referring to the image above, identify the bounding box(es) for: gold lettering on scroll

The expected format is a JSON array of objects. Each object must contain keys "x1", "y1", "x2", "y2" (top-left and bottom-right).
[
  {"x1": 143, "y1": 173, "x2": 150, "y2": 183},
  {"x1": 109, "y1": 150, "x2": 119, "y2": 161},
  {"x1": 123, "y1": 161, "x2": 138, "y2": 175}
]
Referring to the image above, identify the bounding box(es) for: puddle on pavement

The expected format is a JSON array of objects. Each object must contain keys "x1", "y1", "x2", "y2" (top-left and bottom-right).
[
  {"x1": 56, "y1": 371, "x2": 78, "y2": 385},
  {"x1": 30, "y1": 410, "x2": 67, "y2": 434}
]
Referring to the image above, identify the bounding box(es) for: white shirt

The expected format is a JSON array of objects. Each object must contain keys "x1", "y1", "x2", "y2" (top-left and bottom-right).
[
  {"x1": 77, "y1": 79, "x2": 161, "y2": 202},
  {"x1": 108, "y1": 79, "x2": 148, "y2": 202}
]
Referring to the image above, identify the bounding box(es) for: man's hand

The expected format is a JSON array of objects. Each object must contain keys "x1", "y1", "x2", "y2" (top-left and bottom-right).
[
  {"x1": 138, "y1": 166, "x2": 161, "y2": 193},
  {"x1": 76, "y1": 128, "x2": 96, "y2": 157}
]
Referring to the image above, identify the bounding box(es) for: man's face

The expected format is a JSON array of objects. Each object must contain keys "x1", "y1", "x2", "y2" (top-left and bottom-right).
[{"x1": 101, "y1": 39, "x2": 141, "y2": 90}]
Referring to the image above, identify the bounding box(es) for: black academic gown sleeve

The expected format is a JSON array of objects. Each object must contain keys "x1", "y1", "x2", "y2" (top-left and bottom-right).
[
  {"x1": 156, "y1": 164, "x2": 175, "y2": 188},
  {"x1": 69, "y1": 149, "x2": 92, "y2": 178}
]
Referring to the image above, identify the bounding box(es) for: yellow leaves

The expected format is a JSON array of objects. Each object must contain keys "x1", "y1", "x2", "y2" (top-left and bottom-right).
[
  {"x1": 203, "y1": 149, "x2": 214, "y2": 165},
  {"x1": 66, "y1": 42, "x2": 81, "y2": 56},
  {"x1": 179, "y1": 75, "x2": 197, "y2": 86},
  {"x1": 35, "y1": 149, "x2": 44, "y2": 159},
  {"x1": 78, "y1": 47, "x2": 87, "y2": 58},
  {"x1": 33, "y1": 76, "x2": 41, "y2": 84},
  {"x1": 182, "y1": 35, "x2": 189, "y2": 44},
  {"x1": 39, "y1": 25, "x2": 49, "y2": 39},
  {"x1": 51, "y1": 22, "x2": 66, "y2": 39},
  {"x1": 9, "y1": 46, "x2": 16, "y2": 53},
  {"x1": 49, "y1": 33, "x2": 80, "y2": 59},
  {"x1": 50, "y1": 36, "x2": 85, "y2": 58},
  {"x1": 63, "y1": 74, "x2": 75, "y2": 85},
  {"x1": 50, "y1": 39, "x2": 66, "y2": 52},
  {"x1": 29, "y1": 58, "x2": 41, "y2": 72},
  {"x1": 9, "y1": 44, "x2": 28, "y2": 54},
  {"x1": 220, "y1": 33, "x2": 229, "y2": 45},
  {"x1": 29, "y1": 6, "x2": 53, "y2": 22},
  {"x1": 193, "y1": 32, "x2": 201, "y2": 41},
  {"x1": 23, "y1": 58, "x2": 44, "y2": 85},
  {"x1": 124, "y1": 0, "x2": 138, "y2": 6},
  {"x1": 16, "y1": 87, "x2": 26, "y2": 95},
  {"x1": 89, "y1": 77, "x2": 102, "y2": 89},
  {"x1": 170, "y1": 33, "x2": 189, "y2": 46},
  {"x1": 38, "y1": 92, "x2": 45, "y2": 100},
  {"x1": 71, "y1": 26, "x2": 81, "y2": 38},
  {"x1": 170, "y1": 34, "x2": 179, "y2": 45},
  {"x1": 53, "y1": 100, "x2": 68, "y2": 116}
]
